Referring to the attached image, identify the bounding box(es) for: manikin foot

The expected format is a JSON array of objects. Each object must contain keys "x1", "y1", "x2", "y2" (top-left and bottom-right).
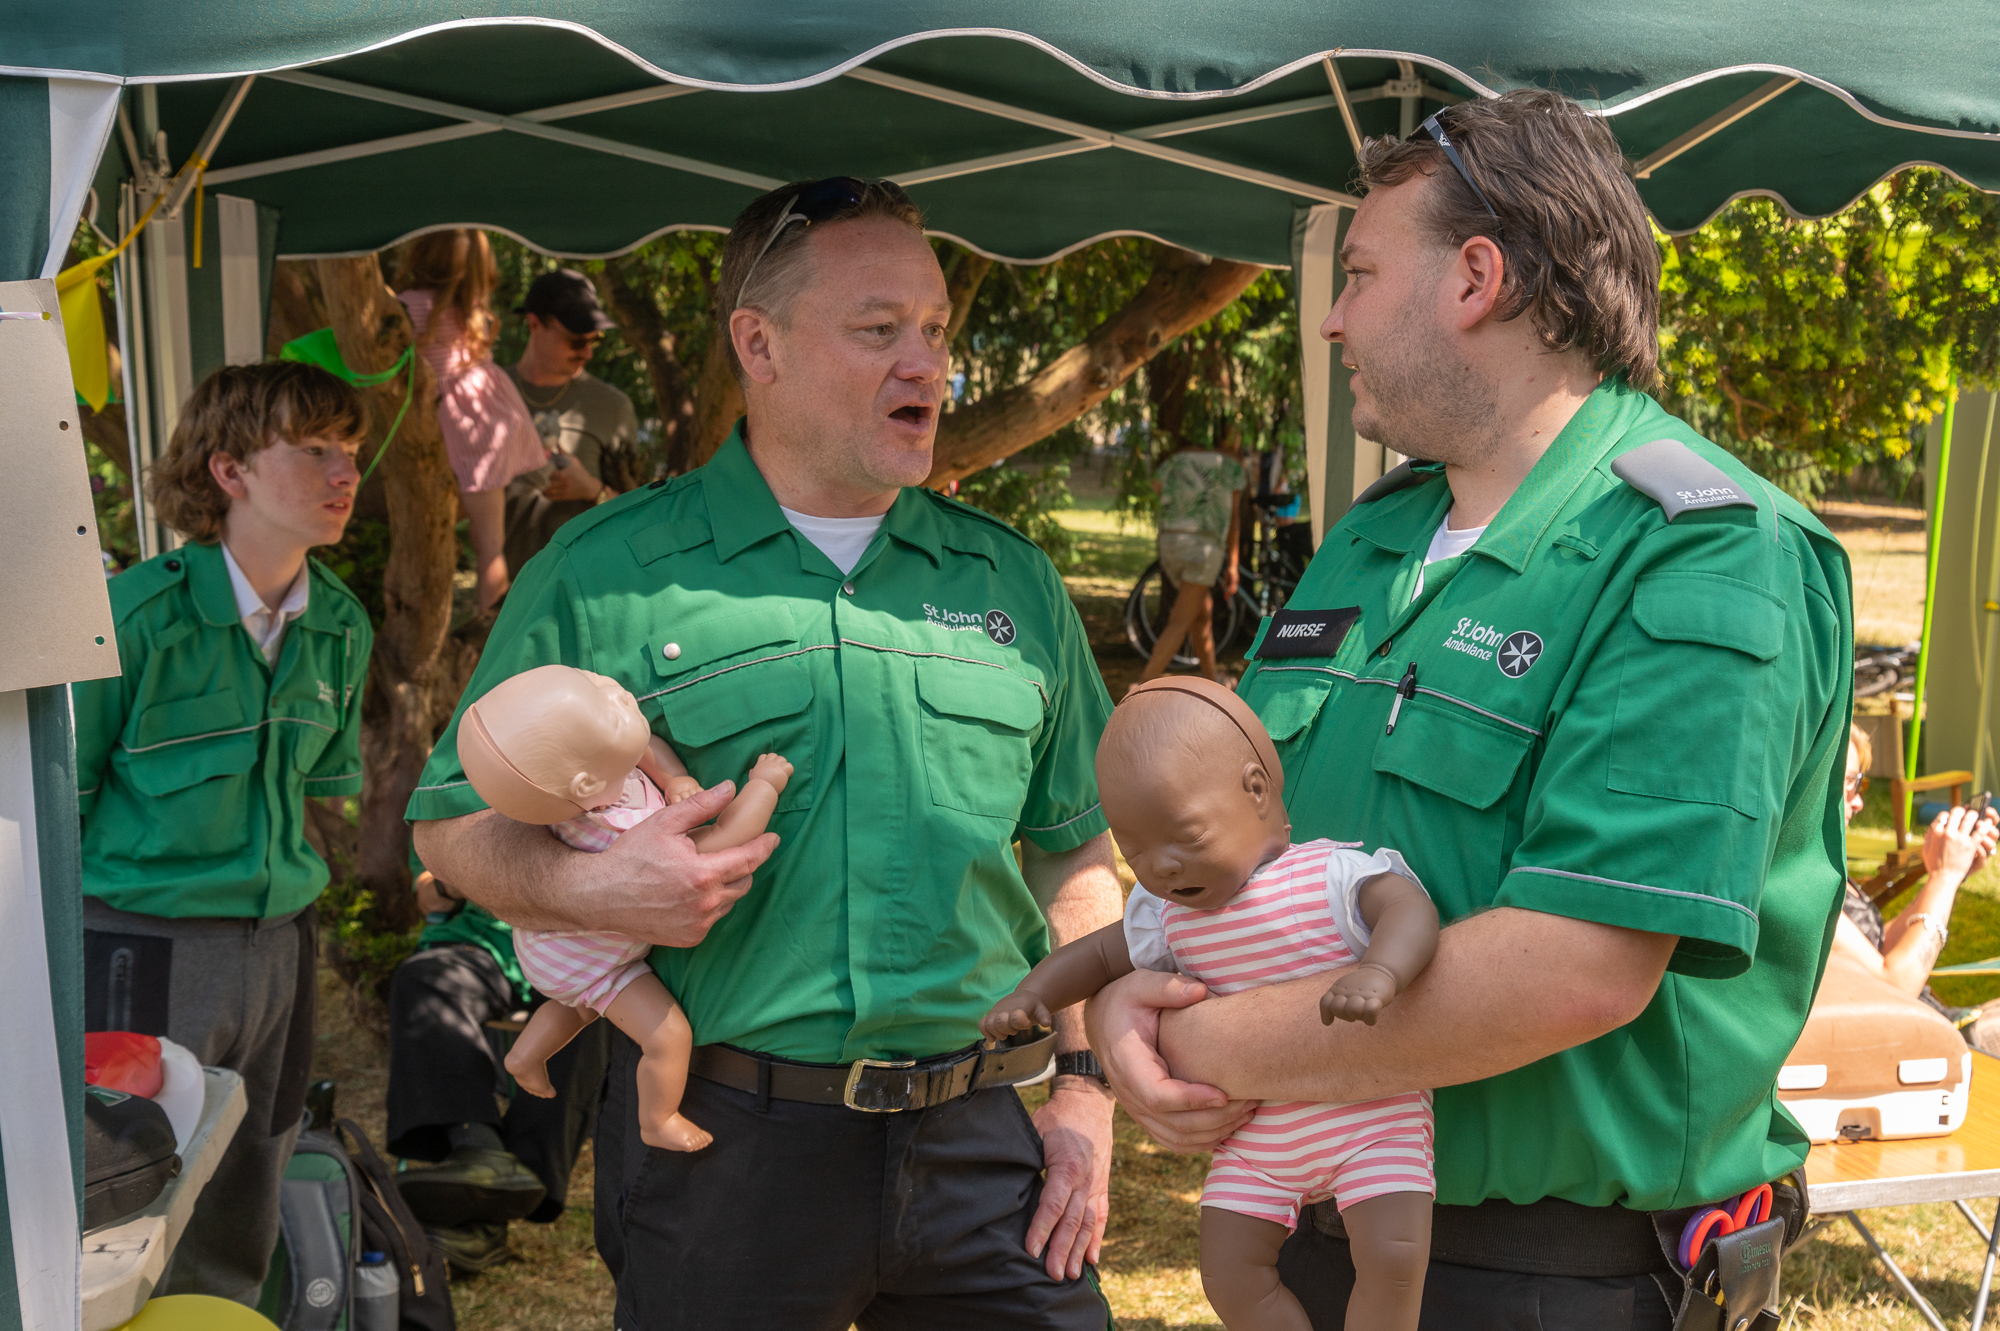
[
  {"x1": 642, "y1": 1113, "x2": 713, "y2": 1152},
  {"x1": 504, "y1": 1049, "x2": 558, "y2": 1099}
]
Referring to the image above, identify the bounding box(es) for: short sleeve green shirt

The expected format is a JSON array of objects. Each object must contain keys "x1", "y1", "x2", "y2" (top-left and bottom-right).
[
  {"x1": 73, "y1": 541, "x2": 373, "y2": 919},
  {"x1": 1238, "y1": 379, "x2": 1852, "y2": 1211},
  {"x1": 407, "y1": 431, "x2": 1113, "y2": 1063}
]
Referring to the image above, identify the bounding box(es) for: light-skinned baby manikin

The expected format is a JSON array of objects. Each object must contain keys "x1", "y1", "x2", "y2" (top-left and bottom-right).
[
  {"x1": 457, "y1": 664, "x2": 792, "y2": 1152},
  {"x1": 981, "y1": 677, "x2": 1440, "y2": 1331}
]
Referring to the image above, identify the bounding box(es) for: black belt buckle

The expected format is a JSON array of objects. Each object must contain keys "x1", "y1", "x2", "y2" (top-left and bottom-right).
[{"x1": 843, "y1": 1057, "x2": 918, "y2": 1113}]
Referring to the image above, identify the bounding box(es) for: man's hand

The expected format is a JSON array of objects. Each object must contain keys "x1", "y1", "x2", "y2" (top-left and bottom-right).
[
  {"x1": 541, "y1": 460, "x2": 605, "y2": 502},
  {"x1": 1221, "y1": 561, "x2": 1240, "y2": 599},
  {"x1": 1027, "y1": 1081, "x2": 1115, "y2": 1281},
  {"x1": 1085, "y1": 969, "x2": 1253, "y2": 1154},
  {"x1": 596, "y1": 783, "x2": 777, "y2": 945}
]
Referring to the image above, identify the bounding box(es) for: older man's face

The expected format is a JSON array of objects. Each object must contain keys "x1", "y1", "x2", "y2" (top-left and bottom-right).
[{"x1": 771, "y1": 216, "x2": 951, "y2": 491}]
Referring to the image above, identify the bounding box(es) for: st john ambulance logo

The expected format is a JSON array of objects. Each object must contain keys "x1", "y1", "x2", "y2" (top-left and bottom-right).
[
  {"x1": 985, "y1": 610, "x2": 1017, "y2": 645},
  {"x1": 1497, "y1": 631, "x2": 1543, "y2": 679}
]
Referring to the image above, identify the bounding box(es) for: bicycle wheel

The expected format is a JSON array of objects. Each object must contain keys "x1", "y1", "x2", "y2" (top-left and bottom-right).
[
  {"x1": 1853, "y1": 659, "x2": 1900, "y2": 699},
  {"x1": 1124, "y1": 562, "x2": 1240, "y2": 668}
]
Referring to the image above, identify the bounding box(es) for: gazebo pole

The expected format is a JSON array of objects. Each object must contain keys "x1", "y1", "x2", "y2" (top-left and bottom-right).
[
  {"x1": 1976, "y1": 394, "x2": 2000, "y2": 792},
  {"x1": 1908, "y1": 373, "x2": 1959, "y2": 826}
]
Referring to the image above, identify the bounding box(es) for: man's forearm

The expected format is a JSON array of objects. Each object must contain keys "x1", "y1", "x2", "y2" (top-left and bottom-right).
[
  {"x1": 413, "y1": 811, "x2": 594, "y2": 932},
  {"x1": 1025, "y1": 833, "x2": 1124, "y2": 1058},
  {"x1": 1157, "y1": 907, "x2": 1677, "y2": 1104}
]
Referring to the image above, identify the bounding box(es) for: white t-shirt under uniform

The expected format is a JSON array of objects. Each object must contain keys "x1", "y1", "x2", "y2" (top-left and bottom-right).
[
  {"x1": 779, "y1": 505, "x2": 885, "y2": 577},
  {"x1": 1411, "y1": 515, "x2": 1486, "y2": 602}
]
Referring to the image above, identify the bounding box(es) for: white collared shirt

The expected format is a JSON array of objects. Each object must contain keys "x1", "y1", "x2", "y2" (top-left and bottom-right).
[{"x1": 220, "y1": 542, "x2": 311, "y2": 665}]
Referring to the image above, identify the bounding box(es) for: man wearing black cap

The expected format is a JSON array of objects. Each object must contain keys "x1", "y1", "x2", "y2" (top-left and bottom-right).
[{"x1": 503, "y1": 268, "x2": 641, "y2": 575}]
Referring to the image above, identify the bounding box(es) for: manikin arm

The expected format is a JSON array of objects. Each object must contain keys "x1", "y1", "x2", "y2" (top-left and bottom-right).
[
  {"x1": 638, "y1": 735, "x2": 704, "y2": 804},
  {"x1": 981, "y1": 921, "x2": 1136, "y2": 1040},
  {"x1": 1319, "y1": 871, "x2": 1441, "y2": 1025},
  {"x1": 688, "y1": 753, "x2": 792, "y2": 851}
]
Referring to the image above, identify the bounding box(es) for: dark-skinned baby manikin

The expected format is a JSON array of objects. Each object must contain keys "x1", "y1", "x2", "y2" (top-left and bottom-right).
[{"x1": 982, "y1": 678, "x2": 1441, "y2": 1331}]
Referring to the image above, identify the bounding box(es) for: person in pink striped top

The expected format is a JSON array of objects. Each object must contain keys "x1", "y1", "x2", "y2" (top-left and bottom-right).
[
  {"x1": 395, "y1": 230, "x2": 549, "y2": 611},
  {"x1": 982, "y1": 677, "x2": 1439, "y2": 1331}
]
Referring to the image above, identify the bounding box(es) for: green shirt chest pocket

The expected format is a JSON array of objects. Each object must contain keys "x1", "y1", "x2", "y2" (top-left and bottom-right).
[
  {"x1": 269, "y1": 634, "x2": 349, "y2": 772},
  {"x1": 646, "y1": 605, "x2": 818, "y2": 811},
  {"x1": 120, "y1": 689, "x2": 262, "y2": 860},
  {"x1": 915, "y1": 657, "x2": 1045, "y2": 822}
]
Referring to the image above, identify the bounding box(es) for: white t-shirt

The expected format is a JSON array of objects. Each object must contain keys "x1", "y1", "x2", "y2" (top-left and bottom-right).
[
  {"x1": 779, "y1": 504, "x2": 886, "y2": 576},
  {"x1": 220, "y1": 542, "x2": 310, "y2": 664},
  {"x1": 1123, "y1": 844, "x2": 1423, "y2": 974},
  {"x1": 1411, "y1": 514, "x2": 1486, "y2": 602}
]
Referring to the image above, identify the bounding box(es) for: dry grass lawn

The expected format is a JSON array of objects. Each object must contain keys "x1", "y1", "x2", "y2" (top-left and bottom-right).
[{"x1": 306, "y1": 493, "x2": 1990, "y2": 1329}]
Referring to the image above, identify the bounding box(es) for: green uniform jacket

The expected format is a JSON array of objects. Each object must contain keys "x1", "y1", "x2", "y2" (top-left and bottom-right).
[
  {"x1": 1239, "y1": 379, "x2": 1852, "y2": 1212},
  {"x1": 407, "y1": 432, "x2": 1113, "y2": 1064},
  {"x1": 75, "y1": 541, "x2": 373, "y2": 919}
]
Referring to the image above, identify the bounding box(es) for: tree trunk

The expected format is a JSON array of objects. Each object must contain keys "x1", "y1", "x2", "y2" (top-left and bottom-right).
[
  {"x1": 595, "y1": 258, "x2": 697, "y2": 476},
  {"x1": 926, "y1": 245, "x2": 1261, "y2": 485},
  {"x1": 944, "y1": 248, "x2": 994, "y2": 345},
  {"x1": 315, "y1": 256, "x2": 472, "y2": 936}
]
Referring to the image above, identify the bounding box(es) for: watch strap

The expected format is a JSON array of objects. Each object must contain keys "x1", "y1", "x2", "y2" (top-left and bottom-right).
[{"x1": 1054, "y1": 1050, "x2": 1108, "y2": 1084}]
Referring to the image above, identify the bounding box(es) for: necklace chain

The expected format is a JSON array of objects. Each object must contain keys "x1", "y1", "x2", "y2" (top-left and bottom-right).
[{"x1": 515, "y1": 371, "x2": 574, "y2": 410}]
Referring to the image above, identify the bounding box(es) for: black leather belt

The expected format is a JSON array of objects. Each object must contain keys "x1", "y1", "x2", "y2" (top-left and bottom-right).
[{"x1": 690, "y1": 1032, "x2": 1056, "y2": 1113}]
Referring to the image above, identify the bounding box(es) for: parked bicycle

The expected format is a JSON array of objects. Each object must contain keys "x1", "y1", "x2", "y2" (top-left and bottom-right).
[
  {"x1": 1124, "y1": 494, "x2": 1311, "y2": 666},
  {"x1": 1854, "y1": 643, "x2": 1920, "y2": 699}
]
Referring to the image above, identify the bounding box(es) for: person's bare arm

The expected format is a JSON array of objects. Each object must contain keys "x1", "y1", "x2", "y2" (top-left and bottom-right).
[
  {"x1": 982, "y1": 922, "x2": 1134, "y2": 1039},
  {"x1": 1876, "y1": 807, "x2": 1999, "y2": 993},
  {"x1": 1019, "y1": 833, "x2": 1123, "y2": 1281},
  {"x1": 1089, "y1": 907, "x2": 1675, "y2": 1152},
  {"x1": 1318, "y1": 871, "x2": 1441, "y2": 1026},
  {"x1": 412, "y1": 780, "x2": 777, "y2": 947}
]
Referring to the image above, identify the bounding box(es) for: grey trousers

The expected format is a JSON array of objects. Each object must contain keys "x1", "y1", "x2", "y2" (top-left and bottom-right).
[{"x1": 83, "y1": 898, "x2": 318, "y2": 1305}]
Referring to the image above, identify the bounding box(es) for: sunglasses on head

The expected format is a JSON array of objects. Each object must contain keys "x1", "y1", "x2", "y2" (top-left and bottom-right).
[
  {"x1": 735, "y1": 176, "x2": 914, "y2": 303},
  {"x1": 1419, "y1": 111, "x2": 1502, "y2": 227}
]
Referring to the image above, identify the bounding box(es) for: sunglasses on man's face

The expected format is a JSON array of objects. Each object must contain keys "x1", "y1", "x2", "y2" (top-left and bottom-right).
[
  {"x1": 1418, "y1": 112, "x2": 1502, "y2": 227},
  {"x1": 561, "y1": 332, "x2": 605, "y2": 353},
  {"x1": 735, "y1": 176, "x2": 915, "y2": 301}
]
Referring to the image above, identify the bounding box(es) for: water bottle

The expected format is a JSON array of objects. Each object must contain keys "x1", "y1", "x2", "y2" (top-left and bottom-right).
[{"x1": 353, "y1": 1250, "x2": 400, "y2": 1331}]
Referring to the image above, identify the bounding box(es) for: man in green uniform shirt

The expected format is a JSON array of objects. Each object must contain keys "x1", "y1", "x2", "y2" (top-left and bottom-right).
[
  {"x1": 1089, "y1": 92, "x2": 1851, "y2": 1328},
  {"x1": 74, "y1": 363, "x2": 371, "y2": 1303},
  {"x1": 412, "y1": 178, "x2": 1123, "y2": 1328}
]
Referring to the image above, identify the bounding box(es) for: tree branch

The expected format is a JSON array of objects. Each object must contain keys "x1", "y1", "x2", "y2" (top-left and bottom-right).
[{"x1": 926, "y1": 245, "x2": 1261, "y2": 485}]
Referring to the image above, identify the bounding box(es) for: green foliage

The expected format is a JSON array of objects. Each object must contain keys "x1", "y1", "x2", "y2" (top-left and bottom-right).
[
  {"x1": 85, "y1": 438, "x2": 138, "y2": 569},
  {"x1": 313, "y1": 804, "x2": 421, "y2": 999},
  {"x1": 953, "y1": 460, "x2": 1077, "y2": 570},
  {"x1": 1656, "y1": 169, "x2": 2000, "y2": 499}
]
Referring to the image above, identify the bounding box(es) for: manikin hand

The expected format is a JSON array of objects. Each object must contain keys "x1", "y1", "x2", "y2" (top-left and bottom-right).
[
  {"x1": 980, "y1": 991, "x2": 1054, "y2": 1042},
  {"x1": 1319, "y1": 963, "x2": 1400, "y2": 1026},
  {"x1": 1084, "y1": 969, "x2": 1254, "y2": 1155}
]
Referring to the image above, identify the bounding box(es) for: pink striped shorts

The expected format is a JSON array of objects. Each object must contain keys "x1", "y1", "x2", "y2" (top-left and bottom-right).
[{"x1": 511, "y1": 771, "x2": 664, "y2": 1016}]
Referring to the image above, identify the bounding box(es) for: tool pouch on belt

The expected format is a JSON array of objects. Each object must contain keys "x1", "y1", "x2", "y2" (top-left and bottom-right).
[{"x1": 1652, "y1": 1170, "x2": 1808, "y2": 1331}]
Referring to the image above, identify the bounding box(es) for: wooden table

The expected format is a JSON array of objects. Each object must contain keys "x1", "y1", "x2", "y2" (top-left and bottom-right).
[{"x1": 1802, "y1": 1051, "x2": 2000, "y2": 1330}]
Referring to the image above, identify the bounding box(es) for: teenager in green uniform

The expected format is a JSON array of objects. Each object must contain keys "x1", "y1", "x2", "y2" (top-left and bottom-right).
[
  {"x1": 412, "y1": 179, "x2": 1125, "y2": 1328},
  {"x1": 74, "y1": 363, "x2": 372, "y2": 1303},
  {"x1": 1088, "y1": 91, "x2": 1851, "y2": 1328}
]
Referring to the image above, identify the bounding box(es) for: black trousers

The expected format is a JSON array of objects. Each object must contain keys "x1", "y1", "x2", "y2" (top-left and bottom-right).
[
  {"x1": 595, "y1": 1031, "x2": 1113, "y2": 1331},
  {"x1": 385, "y1": 944, "x2": 610, "y2": 1222},
  {"x1": 1279, "y1": 1224, "x2": 1677, "y2": 1330}
]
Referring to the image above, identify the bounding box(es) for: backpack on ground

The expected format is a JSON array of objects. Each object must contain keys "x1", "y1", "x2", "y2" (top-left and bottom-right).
[{"x1": 258, "y1": 1115, "x2": 455, "y2": 1331}]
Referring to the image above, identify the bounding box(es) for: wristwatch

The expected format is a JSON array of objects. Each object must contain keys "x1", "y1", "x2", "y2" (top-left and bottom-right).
[{"x1": 1054, "y1": 1051, "x2": 1110, "y2": 1087}]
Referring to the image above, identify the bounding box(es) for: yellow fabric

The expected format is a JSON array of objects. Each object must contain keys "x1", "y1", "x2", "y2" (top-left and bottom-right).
[
  {"x1": 53, "y1": 166, "x2": 174, "y2": 409},
  {"x1": 115, "y1": 1294, "x2": 281, "y2": 1329}
]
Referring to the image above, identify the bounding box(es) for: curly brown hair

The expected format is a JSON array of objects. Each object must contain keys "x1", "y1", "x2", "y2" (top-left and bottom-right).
[
  {"x1": 1355, "y1": 89, "x2": 1661, "y2": 389},
  {"x1": 148, "y1": 361, "x2": 367, "y2": 543}
]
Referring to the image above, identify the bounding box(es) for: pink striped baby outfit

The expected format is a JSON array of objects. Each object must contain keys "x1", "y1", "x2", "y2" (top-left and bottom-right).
[
  {"x1": 1123, "y1": 838, "x2": 1435, "y2": 1228},
  {"x1": 510, "y1": 771, "x2": 666, "y2": 1016}
]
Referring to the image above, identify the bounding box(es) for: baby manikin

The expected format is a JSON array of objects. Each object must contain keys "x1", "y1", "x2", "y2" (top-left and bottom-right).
[{"x1": 457, "y1": 664, "x2": 792, "y2": 1151}]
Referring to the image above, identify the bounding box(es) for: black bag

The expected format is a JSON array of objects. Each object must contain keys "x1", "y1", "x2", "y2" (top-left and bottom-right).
[
  {"x1": 259, "y1": 1119, "x2": 454, "y2": 1331},
  {"x1": 336, "y1": 1119, "x2": 455, "y2": 1331},
  {"x1": 83, "y1": 1084, "x2": 180, "y2": 1231}
]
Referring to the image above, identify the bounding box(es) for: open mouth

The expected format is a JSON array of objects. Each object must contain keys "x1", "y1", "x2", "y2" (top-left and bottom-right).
[
  {"x1": 1170, "y1": 885, "x2": 1207, "y2": 899},
  {"x1": 888, "y1": 403, "x2": 934, "y2": 428}
]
